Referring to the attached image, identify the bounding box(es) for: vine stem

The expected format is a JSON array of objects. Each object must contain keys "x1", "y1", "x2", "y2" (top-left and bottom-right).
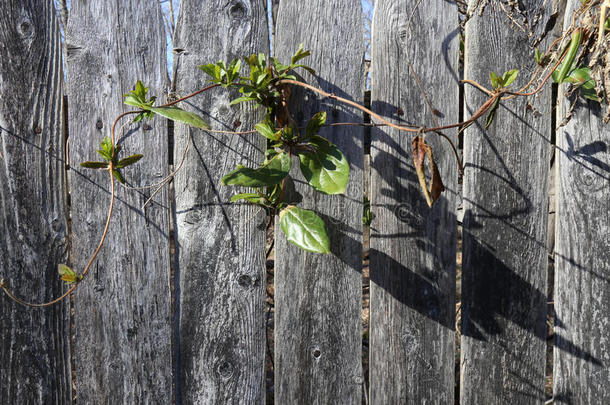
[
  {"x1": 0, "y1": 108, "x2": 137, "y2": 306},
  {"x1": 1, "y1": 171, "x2": 115, "y2": 307}
]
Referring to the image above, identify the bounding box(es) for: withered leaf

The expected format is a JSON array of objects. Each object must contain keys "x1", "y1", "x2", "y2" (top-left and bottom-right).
[{"x1": 412, "y1": 136, "x2": 445, "y2": 207}]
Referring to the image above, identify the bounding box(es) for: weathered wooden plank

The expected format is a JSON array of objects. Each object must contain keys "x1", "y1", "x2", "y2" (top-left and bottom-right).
[
  {"x1": 172, "y1": 1, "x2": 268, "y2": 403},
  {"x1": 0, "y1": 1, "x2": 70, "y2": 403},
  {"x1": 66, "y1": 1, "x2": 171, "y2": 402},
  {"x1": 553, "y1": 2, "x2": 610, "y2": 402},
  {"x1": 369, "y1": 0, "x2": 459, "y2": 403},
  {"x1": 460, "y1": 1, "x2": 553, "y2": 403},
  {"x1": 274, "y1": 1, "x2": 364, "y2": 403}
]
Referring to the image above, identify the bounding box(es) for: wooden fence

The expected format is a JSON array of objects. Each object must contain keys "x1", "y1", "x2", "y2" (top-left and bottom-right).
[{"x1": 0, "y1": 0, "x2": 608, "y2": 403}]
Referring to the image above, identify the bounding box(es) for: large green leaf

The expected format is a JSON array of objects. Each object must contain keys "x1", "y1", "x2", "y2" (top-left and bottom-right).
[
  {"x1": 221, "y1": 150, "x2": 291, "y2": 187},
  {"x1": 298, "y1": 136, "x2": 349, "y2": 195},
  {"x1": 279, "y1": 206, "x2": 330, "y2": 254},
  {"x1": 148, "y1": 106, "x2": 210, "y2": 129}
]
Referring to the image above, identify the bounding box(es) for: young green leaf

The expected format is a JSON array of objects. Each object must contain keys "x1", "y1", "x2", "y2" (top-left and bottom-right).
[
  {"x1": 80, "y1": 161, "x2": 109, "y2": 169},
  {"x1": 290, "y1": 43, "x2": 311, "y2": 65},
  {"x1": 255, "y1": 121, "x2": 279, "y2": 141},
  {"x1": 298, "y1": 136, "x2": 349, "y2": 195},
  {"x1": 490, "y1": 71, "x2": 503, "y2": 89},
  {"x1": 116, "y1": 154, "x2": 143, "y2": 169},
  {"x1": 221, "y1": 150, "x2": 291, "y2": 187},
  {"x1": 96, "y1": 137, "x2": 115, "y2": 161},
  {"x1": 230, "y1": 96, "x2": 258, "y2": 105},
  {"x1": 148, "y1": 107, "x2": 210, "y2": 129},
  {"x1": 305, "y1": 111, "x2": 327, "y2": 138},
  {"x1": 112, "y1": 169, "x2": 126, "y2": 184},
  {"x1": 123, "y1": 94, "x2": 144, "y2": 108},
  {"x1": 230, "y1": 193, "x2": 266, "y2": 204},
  {"x1": 534, "y1": 48, "x2": 542, "y2": 64},
  {"x1": 279, "y1": 205, "x2": 330, "y2": 254},
  {"x1": 58, "y1": 264, "x2": 80, "y2": 284},
  {"x1": 271, "y1": 57, "x2": 290, "y2": 73},
  {"x1": 198, "y1": 63, "x2": 218, "y2": 79},
  {"x1": 502, "y1": 69, "x2": 519, "y2": 87},
  {"x1": 291, "y1": 64, "x2": 316, "y2": 76}
]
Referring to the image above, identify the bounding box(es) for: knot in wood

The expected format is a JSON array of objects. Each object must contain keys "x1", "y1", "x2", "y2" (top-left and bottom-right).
[
  {"x1": 216, "y1": 360, "x2": 234, "y2": 380},
  {"x1": 17, "y1": 18, "x2": 34, "y2": 39},
  {"x1": 227, "y1": 1, "x2": 247, "y2": 20}
]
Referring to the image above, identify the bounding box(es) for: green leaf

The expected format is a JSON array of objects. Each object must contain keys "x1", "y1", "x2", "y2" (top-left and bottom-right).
[
  {"x1": 552, "y1": 69, "x2": 561, "y2": 83},
  {"x1": 221, "y1": 150, "x2": 291, "y2": 187},
  {"x1": 305, "y1": 112, "x2": 326, "y2": 138},
  {"x1": 123, "y1": 94, "x2": 144, "y2": 108},
  {"x1": 502, "y1": 69, "x2": 519, "y2": 87},
  {"x1": 280, "y1": 206, "x2": 330, "y2": 254},
  {"x1": 58, "y1": 264, "x2": 80, "y2": 284},
  {"x1": 555, "y1": 29, "x2": 582, "y2": 84},
  {"x1": 292, "y1": 64, "x2": 316, "y2": 76},
  {"x1": 198, "y1": 63, "x2": 218, "y2": 79},
  {"x1": 230, "y1": 96, "x2": 257, "y2": 105},
  {"x1": 485, "y1": 96, "x2": 501, "y2": 129},
  {"x1": 135, "y1": 80, "x2": 146, "y2": 97},
  {"x1": 581, "y1": 87, "x2": 601, "y2": 102},
  {"x1": 534, "y1": 48, "x2": 542, "y2": 64},
  {"x1": 80, "y1": 161, "x2": 109, "y2": 169},
  {"x1": 490, "y1": 71, "x2": 502, "y2": 89},
  {"x1": 96, "y1": 137, "x2": 115, "y2": 161},
  {"x1": 290, "y1": 44, "x2": 311, "y2": 65},
  {"x1": 255, "y1": 121, "x2": 279, "y2": 141},
  {"x1": 298, "y1": 136, "x2": 349, "y2": 195},
  {"x1": 112, "y1": 169, "x2": 125, "y2": 184},
  {"x1": 271, "y1": 57, "x2": 290, "y2": 73},
  {"x1": 148, "y1": 107, "x2": 210, "y2": 129},
  {"x1": 565, "y1": 67, "x2": 594, "y2": 88},
  {"x1": 100, "y1": 137, "x2": 114, "y2": 154},
  {"x1": 116, "y1": 154, "x2": 143, "y2": 169},
  {"x1": 230, "y1": 193, "x2": 266, "y2": 204}
]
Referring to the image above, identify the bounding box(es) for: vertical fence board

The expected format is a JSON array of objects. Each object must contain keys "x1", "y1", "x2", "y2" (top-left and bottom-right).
[
  {"x1": 369, "y1": 1, "x2": 458, "y2": 403},
  {"x1": 460, "y1": 2, "x2": 553, "y2": 403},
  {"x1": 274, "y1": 1, "x2": 364, "y2": 403},
  {"x1": 553, "y1": 2, "x2": 610, "y2": 402},
  {"x1": 0, "y1": 1, "x2": 70, "y2": 403},
  {"x1": 173, "y1": 1, "x2": 268, "y2": 403},
  {"x1": 66, "y1": 1, "x2": 171, "y2": 402}
]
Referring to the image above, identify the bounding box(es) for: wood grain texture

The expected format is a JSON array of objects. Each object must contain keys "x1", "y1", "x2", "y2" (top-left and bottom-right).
[
  {"x1": 172, "y1": 1, "x2": 268, "y2": 403},
  {"x1": 460, "y1": 1, "x2": 553, "y2": 403},
  {"x1": 369, "y1": 0, "x2": 458, "y2": 403},
  {"x1": 552, "y1": 2, "x2": 610, "y2": 403},
  {"x1": 66, "y1": 1, "x2": 171, "y2": 403},
  {"x1": 0, "y1": 1, "x2": 70, "y2": 403},
  {"x1": 273, "y1": 1, "x2": 364, "y2": 403}
]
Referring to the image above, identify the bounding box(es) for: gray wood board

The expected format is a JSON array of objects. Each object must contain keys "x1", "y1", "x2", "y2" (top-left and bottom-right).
[
  {"x1": 553, "y1": 2, "x2": 610, "y2": 402},
  {"x1": 0, "y1": 1, "x2": 70, "y2": 403},
  {"x1": 172, "y1": 1, "x2": 268, "y2": 403},
  {"x1": 273, "y1": 1, "x2": 364, "y2": 403},
  {"x1": 66, "y1": 1, "x2": 171, "y2": 402},
  {"x1": 461, "y1": 1, "x2": 553, "y2": 403},
  {"x1": 369, "y1": 0, "x2": 459, "y2": 402}
]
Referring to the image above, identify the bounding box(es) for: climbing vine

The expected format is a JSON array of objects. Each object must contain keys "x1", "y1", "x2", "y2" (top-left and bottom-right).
[{"x1": 0, "y1": 0, "x2": 608, "y2": 306}]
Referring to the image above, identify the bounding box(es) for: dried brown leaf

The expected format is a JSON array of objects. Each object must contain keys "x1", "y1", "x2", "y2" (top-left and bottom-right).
[{"x1": 412, "y1": 136, "x2": 445, "y2": 207}]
